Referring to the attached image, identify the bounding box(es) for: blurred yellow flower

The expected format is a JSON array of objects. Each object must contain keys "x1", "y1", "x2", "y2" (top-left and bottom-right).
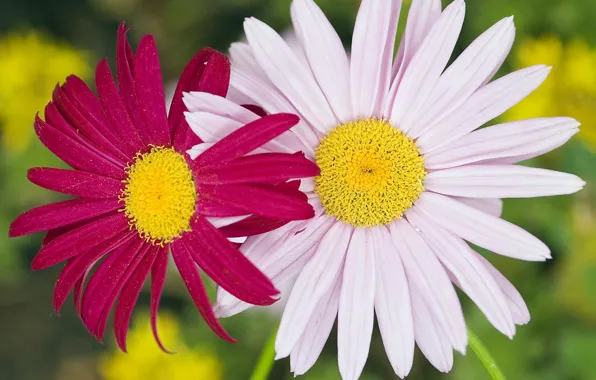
[
  {"x1": 0, "y1": 31, "x2": 90, "y2": 151},
  {"x1": 506, "y1": 35, "x2": 596, "y2": 150},
  {"x1": 99, "y1": 313, "x2": 223, "y2": 380}
]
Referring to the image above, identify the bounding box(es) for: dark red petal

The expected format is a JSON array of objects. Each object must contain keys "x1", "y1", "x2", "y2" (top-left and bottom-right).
[
  {"x1": 10, "y1": 198, "x2": 121, "y2": 238},
  {"x1": 53, "y1": 84, "x2": 129, "y2": 162},
  {"x1": 199, "y1": 183, "x2": 314, "y2": 221},
  {"x1": 193, "y1": 113, "x2": 300, "y2": 167},
  {"x1": 241, "y1": 104, "x2": 267, "y2": 117},
  {"x1": 114, "y1": 245, "x2": 159, "y2": 352},
  {"x1": 44, "y1": 102, "x2": 78, "y2": 138},
  {"x1": 170, "y1": 243, "x2": 236, "y2": 342},
  {"x1": 195, "y1": 152, "x2": 319, "y2": 185},
  {"x1": 181, "y1": 217, "x2": 278, "y2": 305},
  {"x1": 134, "y1": 35, "x2": 170, "y2": 146},
  {"x1": 53, "y1": 231, "x2": 135, "y2": 313},
  {"x1": 31, "y1": 213, "x2": 129, "y2": 270},
  {"x1": 95, "y1": 58, "x2": 145, "y2": 155},
  {"x1": 34, "y1": 115, "x2": 125, "y2": 179},
  {"x1": 195, "y1": 196, "x2": 251, "y2": 217},
  {"x1": 150, "y1": 247, "x2": 172, "y2": 352},
  {"x1": 43, "y1": 218, "x2": 98, "y2": 247},
  {"x1": 62, "y1": 75, "x2": 122, "y2": 145},
  {"x1": 220, "y1": 216, "x2": 289, "y2": 238},
  {"x1": 28, "y1": 167, "x2": 123, "y2": 198},
  {"x1": 80, "y1": 238, "x2": 145, "y2": 336},
  {"x1": 171, "y1": 48, "x2": 230, "y2": 150}
]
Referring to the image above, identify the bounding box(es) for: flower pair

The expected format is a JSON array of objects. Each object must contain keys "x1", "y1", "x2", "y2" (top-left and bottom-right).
[{"x1": 10, "y1": 0, "x2": 586, "y2": 378}]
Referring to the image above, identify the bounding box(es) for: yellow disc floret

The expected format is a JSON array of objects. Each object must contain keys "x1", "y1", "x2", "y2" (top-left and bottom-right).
[
  {"x1": 315, "y1": 118, "x2": 426, "y2": 227},
  {"x1": 121, "y1": 146, "x2": 196, "y2": 245}
]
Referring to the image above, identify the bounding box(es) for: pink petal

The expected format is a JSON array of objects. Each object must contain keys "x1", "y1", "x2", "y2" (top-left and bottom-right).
[
  {"x1": 418, "y1": 65, "x2": 552, "y2": 153},
  {"x1": 389, "y1": 0, "x2": 465, "y2": 134},
  {"x1": 338, "y1": 228, "x2": 376, "y2": 380},
  {"x1": 389, "y1": 218, "x2": 467, "y2": 353},
  {"x1": 27, "y1": 167, "x2": 123, "y2": 198},
  {"x1": 424, "y1": 117, "x2": 580, "y2": 169},
  {"x1": 10, "y1": 198, "x2": 121, "y2": 238},
  {"x1": 150, "y1": 247, "x2": 172, "y2": 352},
  {"x1": 171, "y1": 48, "x2": 230, "y2": 151},
  {"x1": 34, "y1": 115, "x2": 125, "y2": 180},
  {"x1": 415, "y1": 192, "x2": 551, "y2": 261},
  {"x1": 170, "y1": 243, "x2": 236, "y2": 342},
  {"x1": 372, "y1": 226, "x2": 414, "y2": 378},
  {"x1": 275, "y1": 222, "x2": 351, "y2": 359},
  {"x1": 351, "y1": 0, "x2": 401, "y2": 118},
  {"x1": 31, "y1": 213, "x2": 129, "y2": 270},
  {"x1": 451, "y1": 197, "x2": 503, "y2": 217},
  {"x1": 114, "y1": 245, "x2": 159, "y2": 351},
  {"x1": 134, "y1": 35, "x2": 170, "y2": 146},
  {"x1": 409, "y1": 16, "x2": 515, "y2": 138},
  {"x1": 95, "y1": 58, "x2": 145, "y2": 155},
  {"x1": 291, "y1": 0, "x2": 352, "y2": 122},
  {"x1": 406, "y1": 208, "x2": 515, "y2": 337},
  {"x1": 244, "y1": 17, "x2": 337, "y2": 132},
  {"x1": 192, "y1": 113, "x2": 300, "y2": 166}
]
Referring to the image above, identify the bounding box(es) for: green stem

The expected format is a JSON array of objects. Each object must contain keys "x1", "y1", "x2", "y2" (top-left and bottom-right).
[
  {"x1": 467, "y1": 326, "x2": 507, "y2": 380},
  {"x1": 249, "y1": 326, "x2": 277, "y2": 380}
]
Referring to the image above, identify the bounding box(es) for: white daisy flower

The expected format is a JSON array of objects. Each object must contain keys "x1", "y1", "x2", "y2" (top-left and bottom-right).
[{"x1": 183, "y1": 0, "x2": 585, "y2": 378}]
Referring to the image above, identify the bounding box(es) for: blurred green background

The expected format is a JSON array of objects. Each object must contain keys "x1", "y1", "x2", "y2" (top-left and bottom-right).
[{"x1": 1, "y1": 0, "x2": 595, "y2": 379}]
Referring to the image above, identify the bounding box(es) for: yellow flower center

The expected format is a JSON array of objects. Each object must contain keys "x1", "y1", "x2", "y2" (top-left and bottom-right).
[
  {"x1": 314, "y1": 118, "x2": 426, "y2": 227},
  {"x1": 121, "y1": 146, "x2": 197, "y2": 245}
]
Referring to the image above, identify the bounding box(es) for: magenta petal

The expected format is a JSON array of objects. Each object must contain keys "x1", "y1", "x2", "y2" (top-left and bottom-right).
[
  {"x1": 53, "y1": 230, "x2": 135, "y2": 313},
  {"x1": 193, "y1": 113, "x2": 300, "y2": 167},
  {"x1": 28, "y1": 167, "x2": 123, "y2": 198},
  {"x1": 150, "y1": 247, "x2": 172, "y2": 352},
  {"x1": 134, "y1": 35, "x2": 170, "y2": 147},
  {"x1": 219, "y1": 216, "x2": 289, "y2": 238},
  {"x1": 31, "y1": 213, "x2": 129, "y2": 270},
  {"x1": 171, "y1": 48, "x2": 230, "y2": 150},
  {"x1": 114, "y1": 245, "x2": 159, "y2": 352},
  {"x1": 170, "y1": 243, "x2": 236, "y2": 342},
  {"x1": 10, "y1": 198, "x2": 121, "y2": 238},
  {"x1": 53, "y1": 84, "x2": 129, "y2": 162},
  {"x1": 181, "y1": 217, "x2": 278, "y2": 305},
  {"x1": 195, "y1": 196, "x2": 251, "y2": 217},
  {"x1": 34, "y1": 115, "x2": 125, "y2": 180},
  {"x1": 80, "y1": 238, "x2": 145, "y2": 336},
  {"x1": 195, "y1": 152, "x2": 319, "y2": 185},
  {"x1": 199, "y1": 183, "x2": 314, "y2": 221},
  {"x1": 95, "y1": 59, "x2": 145, "y2": 155}
]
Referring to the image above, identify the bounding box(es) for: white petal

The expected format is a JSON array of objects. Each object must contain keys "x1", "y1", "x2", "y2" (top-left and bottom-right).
[
  {"x1": 389, "y1": 218, "x2": 467, "y2": 353},
  {"x1": 373, "y1": 226, "x2": 415, "y2": 378},
  {"x1": 410, "y1": 285, "x2": 454, "y2": 373},
  {"x1": 230, "y1": 68, "x2": 320, "y2": 154},
  {"x1": 244, "y1": 17, "x2": 337, "y2": 133},
  {"x1": 184, "y1": 91, "x2": 259, "y2": 123},
  {"x1": 424, "y1": 117, "x2": 580, "y2": 169},
  {"x1": 425, "y1": 165, "x2": 585, "y2": 198},
  {"x1": 185, "y1": 111, "x2": 242, "y2": 142},
  {"x1": 230, "y1": 42, "x2": 272, "y2": 83},
  {"x1": 385, "y1": 0, "x2": 442, "y2": 114},
  {"x1": 275, "y1": 222, "x2": 352, "y2": 358},
  {"x1": 187, "y1": 142, "x2": 215, "y2": 160},
  {"x1": 214, "y1": 214, "x2": 333, "y2": 318},
  {"x1": 389, "y1": 0, "x2": 465, "y2": 134},
  {"x1": 406, "y1": 208, "x2": 515, "y2": 338},
  {"x1": 410, "y1": 16, "x2": 516, "y2": 138},
  {"x1": 350, "y1": 0, "x2": 402, "y2": 118},
  {"x1": 475, "y1": 253, "x2": 531, "y2": 325},
  {"x1": 205, "y1": 215, "x2": 249, "y2": 229},
  {"x1": 338, "y1": 228, "x2": 376, "y2": 380},
  {"x1": 290, "y1": 274, "x2": 342, "y2": 376},
  {"x1": 291, "y1": 0, "x2": 352, "y2": 122},
  {"x1": 417, "y1": 64, "x2": 552, "y2": 154},
  {"x1": 450, "y1": 197, "x2": 503, "y2": 217},
  {"x1": 415, "y1": 192, "x2": 550, "y2": 261}
]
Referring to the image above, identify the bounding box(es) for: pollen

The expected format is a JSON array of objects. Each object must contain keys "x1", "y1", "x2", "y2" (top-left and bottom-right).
[
  {"x1": 121, "y1": 146, "x2": 196, "y2": 245},
  {"x1": 314, "y1": 118, "x2": 426, "y2": 227}
]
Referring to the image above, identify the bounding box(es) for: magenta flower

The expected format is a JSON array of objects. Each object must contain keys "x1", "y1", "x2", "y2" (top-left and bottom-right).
[{"x1": 9, "y1": 23, "x2": 318, "y2": 351}]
